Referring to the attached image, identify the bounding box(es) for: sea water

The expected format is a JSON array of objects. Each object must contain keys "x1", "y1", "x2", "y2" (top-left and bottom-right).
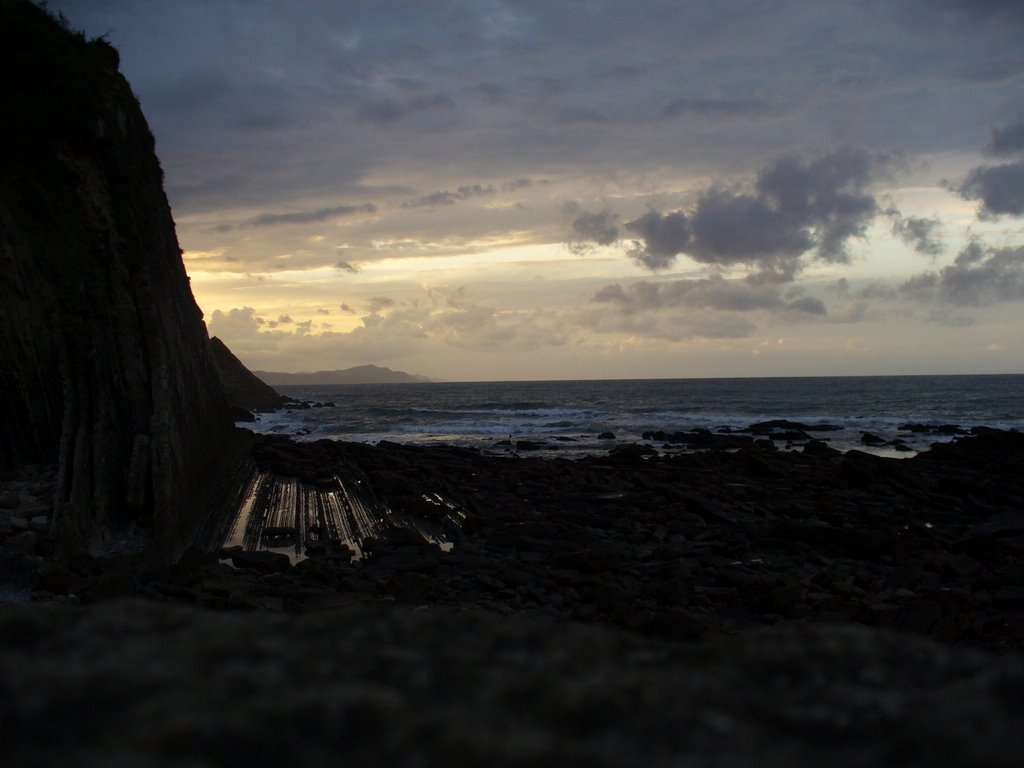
[{"x1": 245, "y1": 374, "x2": 1024, "y2": 458}]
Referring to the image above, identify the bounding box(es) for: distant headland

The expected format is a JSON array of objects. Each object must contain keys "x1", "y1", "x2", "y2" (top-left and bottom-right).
[{"x1": 254, "y1": 364, "x2": 432, "y2": 386}]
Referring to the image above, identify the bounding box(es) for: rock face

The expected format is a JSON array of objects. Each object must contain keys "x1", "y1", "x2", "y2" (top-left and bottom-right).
[
  {"x1": 0, "y1": 1, "x2": 244, "y2": 561},
  {"x1": 209, "y1": 336, "x2": 286, "y2": 412}
]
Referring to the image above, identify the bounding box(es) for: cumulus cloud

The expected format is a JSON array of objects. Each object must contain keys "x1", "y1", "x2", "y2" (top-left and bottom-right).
[
  {"x1": 208, "y1": 307, "x2": 262, "y2": 337},
  {"x1": 402, "y1": 184, "x2": 494, "y2": 209},
  {"x1": 892, "y1": 216, "x2": 944, "y2": 256},
  {"x1": 901, "y1": 242, "x2": 1024, "y2": 305},
  {"x1": 564, "y1": 202, "x2": 619, "y2": 254},
  {"x1": 624, "y1": 148, "x2": 882, "y2": 278},
  {"x1": 249, "y1": 203, "x2": 376, "y2": 227},
  {"x1": 335, "y1": 261, "x2": 361, "y2": 273},
  {"x1": 623, "y1": 211, "x2": 691, "y2": 269},
  {"x1": 956, "y1": 161, "x2": 1024, "y2": 217}
]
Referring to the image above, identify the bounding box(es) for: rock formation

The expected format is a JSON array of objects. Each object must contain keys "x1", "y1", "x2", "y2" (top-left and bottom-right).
[
  {"x1": 0, "y1": 0, "x2": 245, "y2": 561},
  {"x1": 209, "y1": 336, "x2": 287, "y2": 413}
]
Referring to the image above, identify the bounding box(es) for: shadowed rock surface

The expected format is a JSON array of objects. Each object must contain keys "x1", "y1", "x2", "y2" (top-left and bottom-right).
[
  {"x1": 0, "y1": 0, "x2": 245, "y2": 560},
  {"x1": 209, "y1": 336, "x2": 288, "y2": 414},
  {"x1": 2, "y1": 600, "x2": 1022, "y2": 768}
]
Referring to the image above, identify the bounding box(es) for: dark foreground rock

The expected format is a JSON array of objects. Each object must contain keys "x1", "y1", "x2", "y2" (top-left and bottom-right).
[{"x1": 3, "y1": 600, "x2": 1023, "y2": 768}]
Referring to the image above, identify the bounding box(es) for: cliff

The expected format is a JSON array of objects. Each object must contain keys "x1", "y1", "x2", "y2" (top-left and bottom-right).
[
  {"x1": 0, "y1": 1, "x2": 245, "y2": 562},
  {"x1": 209, "y1": 336, "x2": 287, "y2": 412}
]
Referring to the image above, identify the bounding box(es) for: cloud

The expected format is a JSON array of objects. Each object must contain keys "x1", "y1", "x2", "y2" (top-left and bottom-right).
[
  {"x1": 339, "y1": 303, "x2": 356, "y2": 314},
  {"x1": 250, "y1": 203, "x2": 376, "y2": 227},
  {"x1": 208, "y1": 307, "x2": 261, "y2": 338},
  {"x1": 623, "y1": 148, "x2": 882, "y2": 278},
  {"x1": 892, "y1": 216, "x2": 944, "y2": 255},
  {"x1": 564, "y1": 203, "x2": 619, "y2": 254},
  {"x1": 591, "y1": 277, "x2": 789, "y2": 313},
  {"x1": 989, "y1": 116, "x2": 1024, "y2": 156},
  {"x1": 902, "y1": 242, "x2": 1024, "y2": 305},
  {"x1": 502, "y1": 178, "x2": 534, "y2": 191},
  {"x1": 623, "y1": 211, "x2": 691, "y2": 269},
  {"x1": 660, "y1": 97, "x2": 774, "y2": 120},
  {"x1": 785, "y1": 296, "x2": 828, "y2": 315},
  {"x1": 402, "y1": 184, "x2": 494, "y2": 209},
  {"x1": 368, "y1": 296, "x2": 395, "y2": 313},
  {"x1": 335, "y1": 261, "x2": 361, "y2": 274},
  {"x1": 956, "y1": 161, "x2": 1024, "y2": 217},
  {"x1": 357, "y1": 93, "x2": 455, "y2": 125}
]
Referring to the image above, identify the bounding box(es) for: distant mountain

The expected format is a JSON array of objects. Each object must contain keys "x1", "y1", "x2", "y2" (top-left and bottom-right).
[{"x1": 253, "y1": 364, "x2": 432, "y2": 386}]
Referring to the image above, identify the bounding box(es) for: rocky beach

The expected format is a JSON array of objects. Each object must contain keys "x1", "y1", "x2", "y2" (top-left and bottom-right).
[{"x1": 4, "y1": 425, "x2": 1024, "y2": 765}]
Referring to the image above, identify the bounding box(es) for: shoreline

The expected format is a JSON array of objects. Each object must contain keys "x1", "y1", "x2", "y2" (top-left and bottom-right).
[{"x1": 6, "y1": 427, "x2": 1020, "y2": 649}]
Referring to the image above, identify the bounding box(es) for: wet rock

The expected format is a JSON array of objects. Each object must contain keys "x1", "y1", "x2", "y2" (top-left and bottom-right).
[{"x1": 229, "y1": 550, "x2": 292, "y2": 573}]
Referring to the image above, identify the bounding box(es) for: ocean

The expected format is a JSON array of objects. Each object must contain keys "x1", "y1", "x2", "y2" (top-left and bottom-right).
[{"x1": 247, "y1": 374, "x2": 1024, "y2": 459}]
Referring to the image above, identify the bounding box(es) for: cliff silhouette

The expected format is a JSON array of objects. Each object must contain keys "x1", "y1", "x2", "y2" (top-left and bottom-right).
[{"x1": 0, "y1": 0, "x2": 247, "y2": 562}]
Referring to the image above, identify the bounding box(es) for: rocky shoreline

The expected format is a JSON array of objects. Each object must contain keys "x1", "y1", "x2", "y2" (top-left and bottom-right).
[{"x1": 3, "y1": 428, "x2": 1024, "y2": 764}]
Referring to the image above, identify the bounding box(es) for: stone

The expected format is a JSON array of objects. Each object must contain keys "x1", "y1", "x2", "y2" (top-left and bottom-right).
[
  {"x1": 0, "y1": 493, "x2": 19, "y2": 509},
  {"x1": 3, "y1": 531, "x2": 37, "y2": 555}
]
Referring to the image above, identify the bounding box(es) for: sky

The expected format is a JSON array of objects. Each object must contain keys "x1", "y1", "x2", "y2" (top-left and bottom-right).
[{"x1": 54, "y1": 0, "x2": 1024, "y2": 381}]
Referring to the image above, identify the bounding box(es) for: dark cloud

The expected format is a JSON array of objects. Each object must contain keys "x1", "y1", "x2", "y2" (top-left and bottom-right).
[
  {"x1": 590, "y1": 277, "x2": 786, "y2": 313},
  {"x1": 956, "y1": 161, "x2": 1024, "y2": 217},
  {"x1": 988, "y1": 117, "x2": 1024, "y2": 156},
  {"x1": 564, "y1": 203, "x2": 619, "y2": 254},
  {"x1": 250, "y1": 203, "x2": 376, "y2": 227},
  {"x1": 753, "y1": 148, "x2": 878, "y2": 262},
  {"x1": 660, "y1": 97, "x2": 774, "y2": 120},
  {"x1": 339, "y1": 303, "x2": 356, "y2": 314},
  {"x1": 623, "y1": 211, "x2": 691, "y2": 270},
  {"x1": 335, "y1": 261, "x2": 361, "y2": 274},
  {"x1": 357, "y1": 93, "x2": 455, "y2": 125},
  {"x1": 785, "y1": 296, "x2": 828, "y2": 315},
  {"x1": 316, "y1": 308, "x2": 331, "y2": 315},
  {"x1": 622, "y1": 148, "x2": 882, "y2": 277},
  {"x1": 403, "y1": 184, "x2": 494, "y2": 209},
  {"x1": 277, "y1": 314, "x2": 293, "y2": 324},
  {"x1": 892, "y1": 216, "x2": 944, "y2": 256},
  {"x1": 901, "y1": 242, "x2": 1024, "y2": 305}
]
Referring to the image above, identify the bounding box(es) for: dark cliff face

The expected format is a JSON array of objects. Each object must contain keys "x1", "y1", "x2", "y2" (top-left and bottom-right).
[
  {"x1": 209, "y1": 337, "x2": 287, "y2": 413},
  {"x1": 0, "y1": 1, "x2": 244, "y2": 561}
]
